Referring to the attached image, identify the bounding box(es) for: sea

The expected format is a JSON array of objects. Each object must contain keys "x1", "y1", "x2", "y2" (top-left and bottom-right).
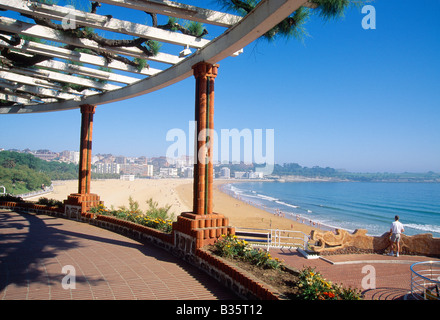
[{"x1": 220, "y1": 181, "x2": 440, "y2": 238}]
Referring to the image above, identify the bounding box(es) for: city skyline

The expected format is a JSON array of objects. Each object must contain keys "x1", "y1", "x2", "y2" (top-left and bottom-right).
[
  {"x1": 1, "y1": 1, "x2": 439, "y2": 173},
  {"x1": 2, "y1": 146, "x2": 439, "y2": 175}
]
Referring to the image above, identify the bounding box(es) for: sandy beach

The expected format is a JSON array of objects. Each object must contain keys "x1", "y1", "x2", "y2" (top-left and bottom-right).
[
  {"x1": 29, "y1": 179, "x2": 192, "y2": 215},
  {"x1": 34, "y1": 178, "x2": 322, "y2": 235}
]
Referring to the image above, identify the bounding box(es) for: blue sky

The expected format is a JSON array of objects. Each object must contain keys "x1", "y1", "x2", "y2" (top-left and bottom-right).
[{"x1": 1, "y1": 0, "x2": 439, "y2": 173}]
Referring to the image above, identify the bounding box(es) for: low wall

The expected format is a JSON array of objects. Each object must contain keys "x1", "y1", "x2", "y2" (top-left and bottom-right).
[
  {"x1": 0, "y1": 201, "x2": 282, "y2": 300},
  {"x1": 0, "y1": 201, "x2": 64, "y2": 215},
  {"x1": 310, "y1": 228, "x2": 440, "y2": 257}
]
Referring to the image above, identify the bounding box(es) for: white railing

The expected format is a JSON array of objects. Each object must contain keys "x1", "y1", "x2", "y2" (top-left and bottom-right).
[
  {"x1": 410, "y1": 261, "x2": 440, "y2": 300},
  {"x1": 0, "y1": 184, "x2": 54, "y2": 199},
  {"x1": 235, "y1": 227, "x2": 309, "y2": 251},
  {"x1": 16, "y1": 185, "x2": 54, "y2": 199}
]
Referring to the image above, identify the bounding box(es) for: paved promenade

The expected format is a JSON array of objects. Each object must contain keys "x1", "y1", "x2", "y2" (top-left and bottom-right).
[
  {"x1": 0, "y1": 209, "x2": 237, "y2": 300},
  {"x1": 1, "y1": 209, "x2": 438, "y2": 301},
  {"x1": 270, "y1": 248, "x2": 439, "y2": 300}
]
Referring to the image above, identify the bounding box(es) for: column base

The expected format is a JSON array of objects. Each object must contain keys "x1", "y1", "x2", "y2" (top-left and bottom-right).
[
  {"x1": 173, "y1": 212, "x2": 235, "y2": 253},
  {"x1": 64, "y1": 193, "x2": 102, "y2": 218}
]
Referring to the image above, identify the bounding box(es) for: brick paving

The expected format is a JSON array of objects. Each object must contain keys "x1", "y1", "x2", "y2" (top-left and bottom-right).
[
  {"x1": 1, "y1": 209, "x2": 438, "y2": 301},
  {"x1": 270, "y1": 248, "x2": 440, "y2": 300},
  {"x1": 0, "y1": 209, "x2": 237, "y2": 300}
]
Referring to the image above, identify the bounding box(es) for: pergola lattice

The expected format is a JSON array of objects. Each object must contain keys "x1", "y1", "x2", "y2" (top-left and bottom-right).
[{"x1": 0, "y1": 0, "x2": 312, "y2": 114}]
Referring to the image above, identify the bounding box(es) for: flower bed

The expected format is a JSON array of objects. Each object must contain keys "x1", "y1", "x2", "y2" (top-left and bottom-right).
[
  {"x1": 89, "y1": 198, "x2": 174, "y2": 233},
  {"x1": 296, "y1": 267, "x2": 363, "y2": 300},
  {"x1": 213, "y1": 234, "x2": 283, "y2": 270},
  {"x1": 211, "y1": 234, "x2": 363, "y2": 300}
]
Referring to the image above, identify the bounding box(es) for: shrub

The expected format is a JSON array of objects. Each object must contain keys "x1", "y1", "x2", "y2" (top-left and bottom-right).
[
  {"x1": 90, "y1": 197, "x2": 174, "y2": 233},
  {"x1": 214, "y1": 234, "x2": 284, "y2": 270},
  {"x1": 0, "y1": 194, "x2": 24, "y2": 203},
  {"x1": 36, "y1": 197, "x2": 63, "y2": 208},
  {"x1": 295, "y1": 266, "x2": 363, "y2": 300}
]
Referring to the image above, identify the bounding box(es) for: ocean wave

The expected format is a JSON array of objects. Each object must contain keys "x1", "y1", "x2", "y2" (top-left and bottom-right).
[
  {"x1": 404, "y1": 223, "x2": 440, "y2": 234},
  {"x1": 275, "y1": 200, "x2": 299, "y2": 209},
  {"x1": 255, "y1": 194, "x2": 279, "y2": 202}
]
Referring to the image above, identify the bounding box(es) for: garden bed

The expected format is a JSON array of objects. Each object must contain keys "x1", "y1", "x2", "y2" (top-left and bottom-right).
[
  {"x1": 208, "y1": 246, "x2": 302, "y2": 299},
  {"x1": 209, "y1": 235, "x2": 363, "y2": 300}
]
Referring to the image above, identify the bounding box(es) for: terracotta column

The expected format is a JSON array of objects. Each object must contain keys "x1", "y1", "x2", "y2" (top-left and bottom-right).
[
  {"x1": 172, "y1": 62, "x2": 234, "y2": 251},
  {"x1": 193, "y1": 62, "x2": 218, "y2": 215},
  {"x1": 78, "y1": 104, "x2": 96, "y2": 195},
  {"x1": 64, "y1": 104, "x2": 102, "y2": 216}
]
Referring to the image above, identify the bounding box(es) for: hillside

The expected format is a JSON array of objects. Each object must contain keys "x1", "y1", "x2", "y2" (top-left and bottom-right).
[{"x1": 0, "y1": 151, "x2": 78, "y2": 194}]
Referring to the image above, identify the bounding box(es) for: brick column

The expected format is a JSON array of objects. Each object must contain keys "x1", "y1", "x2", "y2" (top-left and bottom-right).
[
  {"x1": 193, "y1": 62, "x2": 217, "y2": 215},
  {"x1": 78, "y1": 104, "x2": 95, "y2": 194},
  {"x1": 64, "y1": 105, "x2": 102, "y2": 217},
  {"x1": 173, "y1": 62, "x2": 234, "y2": 253}
]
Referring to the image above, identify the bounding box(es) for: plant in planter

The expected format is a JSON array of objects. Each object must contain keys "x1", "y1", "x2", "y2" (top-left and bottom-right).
[{"x1": 214, "y1": 234, "x2": 284, "y2": 270}]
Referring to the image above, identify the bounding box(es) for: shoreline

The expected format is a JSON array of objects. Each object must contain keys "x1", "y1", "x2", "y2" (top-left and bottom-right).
[
  {"x1": 27, "y1": 178, "x2": 439, "y2": 239},
  {"x1": 216, "y1": 181, "x2": 335, "y2": 233},
  {"x1": 175, "y1": 180, "x2": 324, "y2": 235}
]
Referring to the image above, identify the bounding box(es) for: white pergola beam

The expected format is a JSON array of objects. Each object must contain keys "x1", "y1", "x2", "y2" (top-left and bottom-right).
[
  {"x1": 0, "y1": 0, "x2": 210, "y2": 49},
  {"x1": 98, "y1": 0, "x2": 242, "y2": 27},
  {"x1": 0, "y1": 39, "x2": 161, "y2": 76},
  {"x1": 35, "y1": 60, "x2": 139, "y2": 85},
  {"x1": 0, "y1": 16, "x2": 183, "y2": 65},
  {"x1": 0, "y1": 88, "x2": 57, "y2": 103},
  {"x1": 0, "y1": 73, "x2": 79, "y2": 100},
  {"x1": 0, "y1": 93, "x2": 30, "y2": 104},
  {"x1": 2, "y1": 65, "x2": 122, "y2": 91}
]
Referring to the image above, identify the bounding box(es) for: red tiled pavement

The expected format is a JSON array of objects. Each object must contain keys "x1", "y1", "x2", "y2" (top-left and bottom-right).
[
  {"x1": 0, "y1": 209, "x2": 238, "y2": 300},
  {"x1": 270, "y1": 248, "x2": 440, "y2": 300},
  {"x1": 2, "y1": 209, "x2": 438, "y2": 301}
]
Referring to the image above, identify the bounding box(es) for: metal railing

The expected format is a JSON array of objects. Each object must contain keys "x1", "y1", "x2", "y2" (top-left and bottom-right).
[
  {"x1": 16, "y1": 185, "x2": 54, "y2": 199},
  {"x1": 235, "y1": 227, "x2": 309, "y2": 251},
  {"x1": 410, "y1": 261, "x2": 440, "y2": 300}
]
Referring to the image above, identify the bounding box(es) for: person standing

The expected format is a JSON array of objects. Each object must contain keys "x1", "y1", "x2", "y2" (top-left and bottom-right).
[{"x1": 388, "y1": 215, "x2": 405, "y2": 257}]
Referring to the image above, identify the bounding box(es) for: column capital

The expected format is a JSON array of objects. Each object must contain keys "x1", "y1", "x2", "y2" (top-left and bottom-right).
[
  {"x1": 192, "y1": 62, "x2": 219, "y2": 79},
  {"x1": 80, "y1": 104, "x2": 96, "y2": 114}
]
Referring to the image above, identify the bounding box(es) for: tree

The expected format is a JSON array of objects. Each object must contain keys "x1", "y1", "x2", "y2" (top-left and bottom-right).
[{"x1": 216, "y1": 0, "x2": 365, "y2": 42}]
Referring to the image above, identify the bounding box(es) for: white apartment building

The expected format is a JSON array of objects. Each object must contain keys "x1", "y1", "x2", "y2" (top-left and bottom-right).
[
  {"x1": 94, "y1": 162, "x2": 121, "y2": 174},
  {"x1": 220, "y1": 167, "x2": 231, "y2": 179},
  {"x1": 160, "y1": 167, "x2": 178, "y2": 177},
  {"x1": 234, "y1": 171, "x2": 246, "y2": 179},
  {"x1": 248, "y1": 171, "x2": 264, "y2": 179},
  {"x1": 120, "y1": 174, "x2": 135, "y2": 181},
  {"x1": 60, "y1": 150, "x2": 80, "y2": 164}
]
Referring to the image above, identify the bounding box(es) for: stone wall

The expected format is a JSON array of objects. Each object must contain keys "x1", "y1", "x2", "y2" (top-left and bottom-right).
[{"x1": 309, "y1": 228, "x2": 440, "y2": 257}]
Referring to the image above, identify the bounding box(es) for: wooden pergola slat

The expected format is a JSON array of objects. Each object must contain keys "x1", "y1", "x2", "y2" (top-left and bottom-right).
[
  {"x1": 98, "y1": 0, "x2": 242, "y2": 27},
  {"x1": 0, "y1": 16, "x2": 183, "y2": 65},
  {"x1": 0, "y1": 38, "x2": 161, "y2": 76},
  {"x1": 0, "y1": 0, "x2": 210, "y2": 49}
]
